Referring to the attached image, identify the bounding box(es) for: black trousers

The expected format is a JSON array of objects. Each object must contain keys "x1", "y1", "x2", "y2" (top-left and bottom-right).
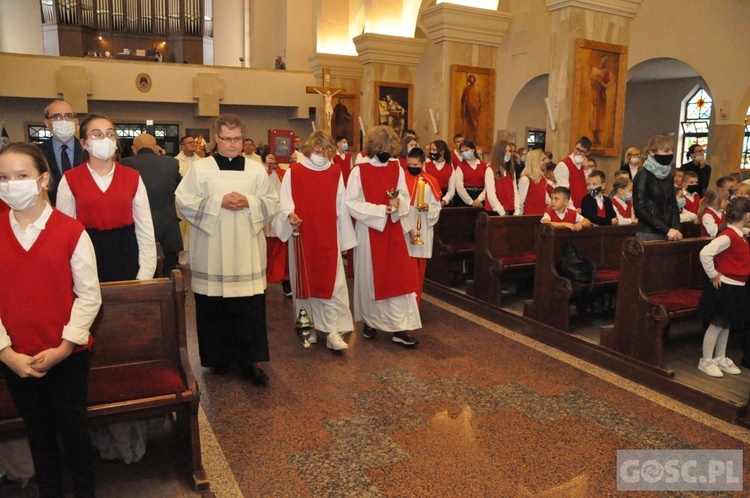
[
  {"x1": 87, "y1": 224, "x2": 139, "y2": 282},
  {"x1": 193, "y1": 293, "x2": 269, "y2": 368},
  {"x1": 3, "y1": 351, "x2": 95, "y2": 498}
]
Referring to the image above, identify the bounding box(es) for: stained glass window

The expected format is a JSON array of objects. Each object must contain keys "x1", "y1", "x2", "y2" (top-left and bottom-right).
[
  {"x1": 678, "y1": 87, "x2": 711, "y2": 164},
  {"x1": 28, "y1": 126, "x2": 53, "y2": 143},
  {"x1": 526, "y1": 129, "x2": 546, "y2": 151}
]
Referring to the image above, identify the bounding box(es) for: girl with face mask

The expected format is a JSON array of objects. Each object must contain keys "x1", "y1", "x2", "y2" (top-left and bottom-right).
[
  {"x1": 0, "y1": 143, "x2": 102, "y2": 498},
  {"x1": 484, "y1": 140, "x2": 520, "y2": 216},
  {"x1": 425, "y1": 140, "x2": 455, "y2": 203},
  {"x1": 273, "y1": 131, "x2": 356, "y2": 351},
  {"x1": 55, "y1": 115, "x2": 157, "y2": 282},
  {"x1": 448, "y1": 139, "x2": 487, "y2": 208}
]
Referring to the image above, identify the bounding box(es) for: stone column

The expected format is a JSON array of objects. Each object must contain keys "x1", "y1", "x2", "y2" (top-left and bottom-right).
[
  {"x1": 420, "y1": 3, "x2": 511, "y2": 145},
  {"x1": 353, "y1": 33, "x2": 426, "y2": 136},
  {"x1": 545, "y1": 0, "x2": 642, "y2": 172},
  {"x1": 709, "y1": 124, "x2": 746, "y2": 177}
]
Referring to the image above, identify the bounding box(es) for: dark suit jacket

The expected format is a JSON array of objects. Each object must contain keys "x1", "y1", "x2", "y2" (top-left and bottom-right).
[
  {"x1": 120, "y1": 149, "x2": 184, "y2": 253},
  {"x1": 37, "y1": 139, "x2": 84, "y2": 206}
]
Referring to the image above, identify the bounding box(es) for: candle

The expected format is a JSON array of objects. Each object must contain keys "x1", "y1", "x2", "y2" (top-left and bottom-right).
[{"x1": 416, "y1": 178, "x2": 425, "y2": 207}]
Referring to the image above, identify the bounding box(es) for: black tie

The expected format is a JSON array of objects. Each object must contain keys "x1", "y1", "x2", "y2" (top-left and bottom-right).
[{"x1": 60, "y1": 144, "x2": 72, "y2": 173}]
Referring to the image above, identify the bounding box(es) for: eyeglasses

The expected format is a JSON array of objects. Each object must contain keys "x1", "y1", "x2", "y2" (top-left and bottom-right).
[
  {"x1": 47, "y1": 113, "x2": 77, "y2": 121},
  {"x1": 217, "y1": 135, "x2": 243, "y2": 144},
  {"x1": 88, "y1": 131, "x2": 117, "y2": 140},
  {"x1": 574, "y1": 146, "x2": 589, "y2": 155}
]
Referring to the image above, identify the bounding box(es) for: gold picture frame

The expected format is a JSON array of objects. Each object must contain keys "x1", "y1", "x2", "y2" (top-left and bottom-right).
[
  {"x1": 449, "y1": 65, "x2": 496, "y2": 151},
  {"x1": 570, "y1": 39, "x2": 628, "y2": 157},
  {"x1": 375, "y1": 82, "x2": 412, "y2": 137}
]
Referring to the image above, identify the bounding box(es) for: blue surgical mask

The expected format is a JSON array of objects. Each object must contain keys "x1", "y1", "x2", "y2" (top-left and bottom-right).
[
  {"x1": 340, "y1": 143, "x2": 348, "y2": 152},
  {"x1": 677, "y1": 197, "x2": 687, "y2": 209},
  {"x1": 461, "y1": 150, "x2": 474, "y2": 161},
  {"x1": 623, "y1": 193, "x2": 633, "y2": 201}
]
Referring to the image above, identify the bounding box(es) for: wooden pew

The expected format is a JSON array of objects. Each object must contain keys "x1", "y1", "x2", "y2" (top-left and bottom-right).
[
  {"x1": 600, "y1": 237, "x2": 710, "y2": 375},
  {"x1": 680, "y1": 220, "x2": 701, "y2": 239},
  {"x1": 425, "y1": 206, "x2": 483, "y2": 286},
  {"x1": 466, "y1": 213, "x2": 541, "y2": 306},
  {"x1": 0, "y1": 271, "x2": 208, "y2": 491},
  {"x1": 523, "y1": 224, "x2": 637, "y2": 332}
]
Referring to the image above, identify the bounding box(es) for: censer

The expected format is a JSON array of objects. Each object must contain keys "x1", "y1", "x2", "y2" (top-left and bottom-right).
[{"x1": 292, "y1": 225, "x2": 315, "y2": 348}]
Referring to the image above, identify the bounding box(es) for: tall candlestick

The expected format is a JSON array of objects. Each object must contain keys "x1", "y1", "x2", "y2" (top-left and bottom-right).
[{"x1": 416, "y1": 178, "x2": 425, "y2": 207}]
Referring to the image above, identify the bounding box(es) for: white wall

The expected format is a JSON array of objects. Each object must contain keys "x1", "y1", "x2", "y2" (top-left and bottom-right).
[
  {"x1": 213, "y1": 0, "x2": 245, "y2": 67},
  {"x1": 0, "y1": 0, "x2": 44, "y2": 55}
]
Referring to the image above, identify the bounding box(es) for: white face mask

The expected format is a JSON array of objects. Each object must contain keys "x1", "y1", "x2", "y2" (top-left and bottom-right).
[
  {"x1": 0, "y1": 177, "x2": 43, "y2": 211},
  {"x1": 503, "y1": 154, "x2": 512, "y2": 163},
  {"x1": 86, "y1": 138, "x2": 117, "y2": 160},
  {"x1": 573, "y1": 154, "x2": 585, "y2": 165},
  {"x1": 310, "y1": 153, "x2": 328, "y2": 167},
  {"x1": 629, "y1": 157, "x2": 639, "y2": 165},
  {"x1": 693, "y1": 153, "x2": 705, "y2": 162},
  {"x1": 52, "y1": 121, "x2": 76, "y2": 142}
]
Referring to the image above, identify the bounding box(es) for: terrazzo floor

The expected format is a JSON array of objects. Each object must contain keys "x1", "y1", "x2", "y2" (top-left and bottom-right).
[{"x1": 3, "y1": 276, "x2": 750, "y2": 497}]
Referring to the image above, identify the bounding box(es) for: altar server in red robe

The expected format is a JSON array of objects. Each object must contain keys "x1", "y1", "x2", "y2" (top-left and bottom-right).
[
  {"x1": 273, "y1": 132, "x2": 356, "y2": 351},
  {"x1": 346, "y1": 126, "x2": 421, "y2": 346}
]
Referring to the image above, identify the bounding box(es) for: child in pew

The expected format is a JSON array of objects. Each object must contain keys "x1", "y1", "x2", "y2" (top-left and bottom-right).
[
  {"x1": 611, "y1": 178, "x2": 638, "y2": 225},
  {"x1": 716, "y1": 175, "x2": 738, "y2": 196},
  {"x1": 681, "y1": 170, "x2": 702, "y2": 216},
  {"x1": 676, "y1": 187, "x2": 697, "y2": 223},
  {"x1": 696, "y1": 187, "x2": 730, "y2": 237},
  {"x1": 541, "y1": 186, "x2": 592, "y2": 231},
  {"x1": 696, "y1": 196, "x2": 750, "y2": 377},
  {"x1": 0, "y1": 143, "x2": 102, "y2": 497},
  {"x1": 608, "y1": 170, "x2": 630, "y2": 198},
  {"x1": 580, "y1": 170, "x2": 617, "y2": 226},
  {"x1": 403, "y1": 147, "x2": 442, "y2": 306}
]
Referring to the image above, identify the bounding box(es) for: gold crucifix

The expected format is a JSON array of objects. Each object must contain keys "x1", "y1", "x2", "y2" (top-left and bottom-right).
[{"x1": 306, "y1": 69, "x2": 346, "y2": 133}]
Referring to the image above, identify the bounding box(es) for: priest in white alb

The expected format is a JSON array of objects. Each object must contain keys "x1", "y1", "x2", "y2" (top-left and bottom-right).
[
  {"x1": 346, "y1": 126, "x2": 422, "y2": 346},
  {"x1": 176, "y1": 114, "x2": 278, "y2": 385},
  {"x1": 273, "y1": 131, "x2": 356, "y2": 351}
]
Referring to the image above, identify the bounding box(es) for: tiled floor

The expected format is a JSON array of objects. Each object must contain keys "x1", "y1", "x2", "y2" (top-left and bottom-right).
[{"x1": 3, "y1": 279, "x2": 750, "y2": 496}]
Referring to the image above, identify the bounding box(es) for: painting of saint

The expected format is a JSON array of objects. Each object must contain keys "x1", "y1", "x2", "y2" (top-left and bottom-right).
[{"x1": 375, "y1": 83, "x2": 412, "y2": 137}]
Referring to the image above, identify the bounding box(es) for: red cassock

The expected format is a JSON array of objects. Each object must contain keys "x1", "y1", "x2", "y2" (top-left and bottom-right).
[{"x1": 266, "y1": 167, "x2": 289, "y2": 283}]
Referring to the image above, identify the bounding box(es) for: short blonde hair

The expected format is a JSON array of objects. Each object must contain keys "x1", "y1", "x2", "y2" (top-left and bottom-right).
[
  {"x1": 364, "y1": 126, "x2": 400, "y2": 158},
  {"x1": 301, "y1": 131, "x2": 336, "y2": 159},
  {"x1": 625, "y1": 146, "x2": 640, "y2": 159}
]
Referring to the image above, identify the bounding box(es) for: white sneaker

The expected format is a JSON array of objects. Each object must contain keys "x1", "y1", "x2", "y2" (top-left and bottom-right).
[
  {"x1": 326, "y1": 332, "x2": 348, "y2": 351},
  {"x1": 716, "y1": 357, "x2": 741, "y2": 375},
  {"x1": 307, "y1": 330, "x2": 318, "y2": 344},
  {"x1": 698, "y1": 358, "x2": 724, "y2": 377}
]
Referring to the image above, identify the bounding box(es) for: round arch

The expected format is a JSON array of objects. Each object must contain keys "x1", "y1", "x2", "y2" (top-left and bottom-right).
[{"x1": 506, "y1": 73, "x2": 550, "y2": 146}]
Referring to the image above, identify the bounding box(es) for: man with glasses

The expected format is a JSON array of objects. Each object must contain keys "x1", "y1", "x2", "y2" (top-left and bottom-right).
[
  {"x1": 176, "y1": 114, "x2": 279, "y2": 386},
  {"x1": 242, "y1": 138, "x2": 262, "y2": 163},
  {"x1": 553, "y1": 136, "x2": 593, "y2": 209},
  {"x1": 37, "y1": 100, "x2": 82, "y2": 205},
  {"x1": 175, "y1": 135, "x2": 198, "y2": 176}
]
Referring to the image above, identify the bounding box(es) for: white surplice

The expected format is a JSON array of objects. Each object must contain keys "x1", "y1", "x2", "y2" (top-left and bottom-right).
[
  {"x1": 273, "y1": 156, "x2": 357, "y2": 333},
  {"x1": 345, "y1": 156, "x2": 422, "y2": 332},
  {"x1": 404, "y1": 179, "x2": 442, "y2": 259},
  {"x1": 176, "y1": 155, "x2": 278, "y2": 297}
]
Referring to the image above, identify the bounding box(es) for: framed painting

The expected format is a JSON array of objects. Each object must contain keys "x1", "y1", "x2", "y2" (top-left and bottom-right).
[
  {"x1": 331, "y1": 93, "x2": 358, "y2": 147},
  {"x1": 268, "y1": 129, "x2": 295, "y2": 164},
  {"x1": 570, "y1": 39, "x2": 628, "y2": 156},
  {"x1": 449, "y1": 65, "x2": 496, "y2": 150},
  {"x1": 375, "y1": 82, "x2": 412, "y2": 137}
]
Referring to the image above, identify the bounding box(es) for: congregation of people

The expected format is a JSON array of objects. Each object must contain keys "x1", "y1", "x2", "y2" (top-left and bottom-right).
[{"x1": 2, "y1": 98, "x2": 750, "y2": 496}]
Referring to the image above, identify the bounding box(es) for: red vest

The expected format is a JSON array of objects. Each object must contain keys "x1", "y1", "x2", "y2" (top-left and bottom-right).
[
  {"x1": 65, "y1": 163, "x2": 139, "y2": 229},
  {"x1": 596, "y1": 200, "x2": 606, "y2": 218},
  {"x1": 715, "y1": 228, "x2": 750, "y2": 282},
  {"x1": 0, "y1": 210, "x2": 93, "y2": 356},
  {"x1": 451, "y1": 150, "x2": 462, "y2": 168},
  {"x1": 358, "y1": 161, "x2": 418, "y2": 300},
  {"x1": 333, "y1": 153, "x2": 352, "y2": 186},
  {"x1": 684, "y1": 193, "x2": 701, "y2": 214},
  {"x1": 701, "y1": 209, "x2": 725, "y2": 238},
  {"x1": 562, "y1": 156, "x2": 587, "y2": 209},
  {"x1": 398, "y1": 157, "x2": 408, "y2": 171},
  {"x1": 290, "y1": 163, "x2": 340, "y2": 299},
  {"x1": 612, "y1": 198, "x2": 633, "y2": 218},
  {"x1": 458, "y1": 160, "x2": 487, "y2": 188},
  {"x1": 523, "y1": 177, "x2": 548, "y2": 215},
  {"x1": 425, "y1": 160, "x2": 454, "y2": 189},
  {"x1": 485, "y1": 173, "x2": 515, "y2": 213},
  {"x1": 546, "y1": 207, "x2": 578, "y2": 223}
]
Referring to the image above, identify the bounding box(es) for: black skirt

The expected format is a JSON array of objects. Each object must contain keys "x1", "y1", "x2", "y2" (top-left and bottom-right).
[
  {"x1": 87, "y1": 224, "x2": 139, "y2": 282},
  {"x1": 696, "y1": 281, "x2": 750, "y2": 329}
]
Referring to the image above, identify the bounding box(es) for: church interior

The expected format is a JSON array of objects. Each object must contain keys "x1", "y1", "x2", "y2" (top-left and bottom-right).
[{"x1": 1, "y1": 0, "x2": 750, "y2": 496}]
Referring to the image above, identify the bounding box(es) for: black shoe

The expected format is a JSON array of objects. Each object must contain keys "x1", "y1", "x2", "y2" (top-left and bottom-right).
[
  {"x1": 392, "y1": 331, "x2": 419, "y2": 346},
  {"x1": 243, "y1": 363, "x2": 269, "y2": 386},
  {"x1": 281, "y1": 281, "x2": 292, "y2": 298},
  {"x1": 211, "y1": 364, "x2": 230, "y2": 375},
  {"x1": 363, "y1": 323, "x2": 378, "y2": 339}
]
